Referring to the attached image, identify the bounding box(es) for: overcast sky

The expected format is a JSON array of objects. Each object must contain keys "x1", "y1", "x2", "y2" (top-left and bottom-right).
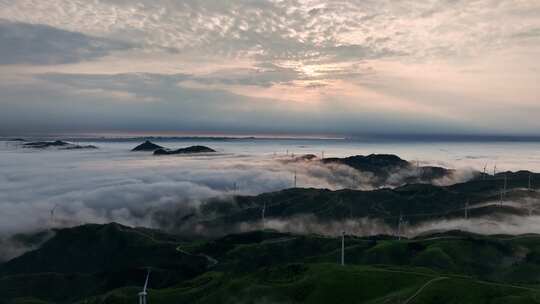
[{"x1": 0, "y1": 0, "x2": 539, "y2": 136}]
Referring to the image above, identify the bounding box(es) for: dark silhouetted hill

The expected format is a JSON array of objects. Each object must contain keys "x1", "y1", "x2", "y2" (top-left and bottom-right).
[
  {"x1": 131, "y1": 140, "x2": 164, "y2": 151},
  {"x1": 154, "y1": 145, "x2": 216, "y2": 155}
]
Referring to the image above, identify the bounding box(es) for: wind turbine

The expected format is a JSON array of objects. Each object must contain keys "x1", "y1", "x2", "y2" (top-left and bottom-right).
[
  {"x1": 397, "y1": 212, "x2": 404, "y2": 241},
  {"x1": 49, "y1": 204, "x2": 58, "y2": 226},
  {"x1": 339, "y1": 198, "x2": 347, "y2": 267},
  {"x1": 261, "y1": 202, "x2": 266, "y2": 230},
  {"x1": 138, "y1": 269, "x2": 150, "y2": 304},
  {"x1": 341, "y1": 231, "x2": 345, "y2": 266},
  {"x1": 464, "y1": 200, "x2": 469, "y2": 220}
]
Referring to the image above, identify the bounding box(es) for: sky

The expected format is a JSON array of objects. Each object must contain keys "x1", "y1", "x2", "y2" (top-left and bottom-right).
[{"x1": 0, "y1": 0, "x2": 539, "y2": 136}]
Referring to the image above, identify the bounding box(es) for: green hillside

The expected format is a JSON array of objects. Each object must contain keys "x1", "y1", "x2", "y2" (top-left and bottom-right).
[
  {"x1": 174, "y1": 173, "x2": 540, "y2": 236},
  {"x1": 0, "y1": 223, "x2": 208, "y2": 303},
  {"x1": 148, "y1": 155, "x2": 540, "y2": 237},
  {"x1": 3, "y1": 224, "x2": 540, "y2": 303},
  {"x1": 83, "y1": 264, "x2": 540, "y2": 304}
]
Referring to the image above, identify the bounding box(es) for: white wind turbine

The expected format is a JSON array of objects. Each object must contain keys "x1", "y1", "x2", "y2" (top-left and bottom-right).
[
  {"x1": 341, "y1": 231, "x2": 345, "y2": 266},
  {"x1": 397, "y1": 212, "x2": 404, "y2": 241},
  {"x1": 138, "y1": 269, "x2": 150, "y2": 304},
  {"x1": 49, "y1": 204, "x2": 58, "y2": 227},
  {"x1": 261, "y1": 202, "x2": 266, "y2": 230}
]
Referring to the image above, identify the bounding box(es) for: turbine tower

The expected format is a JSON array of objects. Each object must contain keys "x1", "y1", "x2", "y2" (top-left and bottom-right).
[
  {"x1": 261, "y1": 202, "x2": 266, "y2": 229},
  {"x1": 49, "y1": 204, "x2": 58, "y2": 227},
  {"x1": 138, "y1": 269, "x2": 150, "y2": 304},
  {"x1": 397, "y1": 212, "x2": 404, "y2": 241},
  {"x1": 341, "y1": 231, "x2": 345, "y2": 266},
  {"x1": 464, "y1": 200, "x2": 469, "y2": 220}
]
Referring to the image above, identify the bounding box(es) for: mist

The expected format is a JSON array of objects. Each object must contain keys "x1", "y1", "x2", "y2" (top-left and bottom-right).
[
  {"x1": 2, "y1": 138, "x2": 540, "y2": 261},
  {"x1": 0, "y1": 139, "x2": 482, "y2": 236}
]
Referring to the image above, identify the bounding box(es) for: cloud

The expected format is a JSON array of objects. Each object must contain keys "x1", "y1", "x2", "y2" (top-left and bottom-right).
[
  {"x1": 0, "y1": 142, "x2": 373, "y2": 236},
  {"x1": 7, "y1": 0, "x2": 536, "y2": 65},
  {"x1": 0, "y1": 230, "x2": 53, "y2": 262},
  {"x1": 0, "y1": 139, "x2": 478, "y2": 238},
  {"x1": 409, "y1": 215, "x2": 540, "y2": 236},
  {"x1": 0, "y1": 1, "x2": 539, "y2": 135},
  {"x1": 512, "y1": 28, "x2": 540, "y2": 40},
  {"x1": 242, "y1": 216, "x2": 395, "y2": 237},
  {"x1": 0, "y1": 72, "x2": 474, "y2": 135},
  {"x1": 1, "y1": 138, "x2": 539, "y2": 261},
  {"x1": 0, "y1": 19, "x2": 132, "y2": 65},
  {"x1": 189, "y1": 65, "x2": 301, "y2": 88}
]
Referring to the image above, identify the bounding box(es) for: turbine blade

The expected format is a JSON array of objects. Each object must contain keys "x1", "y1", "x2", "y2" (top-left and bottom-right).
[{"x1": 143, "y1": 269, "x2": 150, "y2": 292}]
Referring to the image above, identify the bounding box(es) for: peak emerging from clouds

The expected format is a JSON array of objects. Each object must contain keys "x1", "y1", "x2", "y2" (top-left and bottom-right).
[{"x1": 0, "y1": 0, "x2": 539, "y2": 135}]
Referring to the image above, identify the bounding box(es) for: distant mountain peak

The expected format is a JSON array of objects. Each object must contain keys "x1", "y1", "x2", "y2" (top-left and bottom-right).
[
  {"x1": 131, "y1": 140, "x2": 164, "y2": 151},
  {"x1": 154, "y1": 145, "x2": 216, "y2": 155}
]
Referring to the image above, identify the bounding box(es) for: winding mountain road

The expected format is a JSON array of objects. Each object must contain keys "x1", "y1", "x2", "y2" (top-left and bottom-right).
[{"x1": 403, "y1": 277, "x2": 448, "y2": 304}]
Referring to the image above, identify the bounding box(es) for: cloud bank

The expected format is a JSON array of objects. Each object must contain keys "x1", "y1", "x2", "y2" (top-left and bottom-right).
[
  {"x1": 1, "y1": 139, "x2": 540, "y2": 260},
  {"x1": 0, "y1": 19, "x2": 132, "y2": 65},
  {"x1": 0, "y1": 141, "x2": 370, "y2": 236},
  {"x1": 0, "y1": 139, "x2": 479, "y2": 238}
]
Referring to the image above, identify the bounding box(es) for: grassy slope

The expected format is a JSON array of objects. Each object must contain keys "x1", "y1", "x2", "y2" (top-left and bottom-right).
[
  {"x1": 84, "y1": 264, "x2": 540, "y2": 304},
  {"x1": 84, "y1": 231, "x2": 540, "y2": 303},
  {"x1": 0, "y1": 223, "x2": 208, "y2": 304},
  {"x1": 194, "y1": 174, "x2": 540, "y2": 233},
  {"x1": 5, "y1": 226, "x2": 540, "y2": 303}
]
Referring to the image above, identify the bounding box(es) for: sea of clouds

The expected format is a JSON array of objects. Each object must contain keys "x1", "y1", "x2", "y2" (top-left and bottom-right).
[
  {"x1": 0, "y1": 139, "x2": 373, "y2": 236},
  {"x1": 1, "y1": 138, "x2": 540, "y2": 260},
  {"x1": 0, "y1": 138, "x2": 484, "y2": 236}
]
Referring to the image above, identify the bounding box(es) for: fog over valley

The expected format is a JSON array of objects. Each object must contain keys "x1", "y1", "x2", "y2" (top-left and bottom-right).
[{"x1": 2, "y1": 138, "x2": 540, "y2": 244}]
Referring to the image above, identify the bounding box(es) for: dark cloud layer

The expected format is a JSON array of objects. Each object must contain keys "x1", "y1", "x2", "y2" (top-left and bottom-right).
[{"x1": 0, "y1": 19, "x2": 132, "y2": 65}]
